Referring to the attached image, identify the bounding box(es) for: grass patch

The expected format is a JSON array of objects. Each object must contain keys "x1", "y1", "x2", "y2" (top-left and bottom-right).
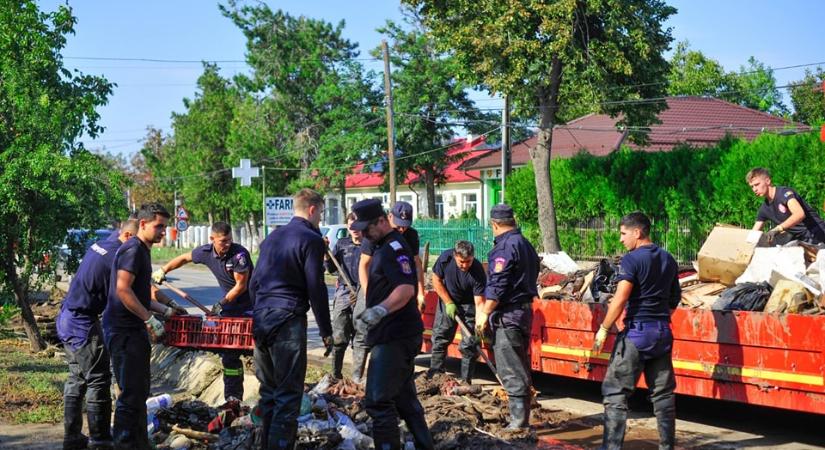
[
  {"x1": 151, "y1": 246, "x2": 260, "y2": 265},
  {"x1": 0, "y1": 339, "x2": 67, "y2": 424},
  {"x1": 305, "y1": 360, "x2": 333, "y2": 384}
]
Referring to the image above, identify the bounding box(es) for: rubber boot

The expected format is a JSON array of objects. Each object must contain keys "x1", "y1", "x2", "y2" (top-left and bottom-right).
[
  {"x1": 429, "y1": 351, "x2": 446, "y2": 374},
  {"x1": 601, "y1": 407, "x2": 628, "y2": 450},
  {"x1": 460, "y1": 357, "x2": 475, "y2": 384},
  {"x1": 351, "y1": 348, "x2": 368, "y2": 384},
  {"x1": 268, "y1": 422, "x2": 298, "y2": 450},
  {"x1": 86, "y1": 401, "x2": 113, "y2": 449},
  {"x1": 63, "y1": 396, "x2": 88, "y2": 450},
  {"x1": 505, "y1": 397, "x2": 530, "y2": 430},
  {"x1": 654, "y1": 405, "x2": 676, "y2": 450},
  {"x1": 404, "y1": 411, "x2": 435, "y2": 450},
  {"x1": 330, "y1": 345, "x2": 346, "y2": 379},
  {"x1": 372, "y1": 429, "x2": 402, "y2": 450}
]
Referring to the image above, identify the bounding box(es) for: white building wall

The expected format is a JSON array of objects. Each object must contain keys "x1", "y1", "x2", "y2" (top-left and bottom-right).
[{"x1": 342, "y1": 182, "x2": 482, "y2": 223}]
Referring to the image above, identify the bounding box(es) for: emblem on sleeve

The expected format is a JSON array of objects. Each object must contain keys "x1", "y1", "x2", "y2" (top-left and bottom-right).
[
  {"x1": 784, "y1": 191, "x2": 793, "y2": 198},
  {"x1": 237, "y1": 254, "x2": 246, "y2": 266},
  {"x1": 389, "y1": 241, "x2": 402, "y2": 251},
  {"x1": 778, "y1": 203, "x2": 787, "y2": 214},
  {"x1": 493, "y1": 257, "x2": 506, "y2": 273},
  {"x1": 397, "y1": 255, "x2": 413, "y2": 274}
]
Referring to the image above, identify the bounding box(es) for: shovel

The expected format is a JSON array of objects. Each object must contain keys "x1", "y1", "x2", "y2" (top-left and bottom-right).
[
  {"x1": 156, "y1": 280, "x2": 212, "y2": 315},
  {"x1": 454, "y1": 314, "x2": 505, "y2": 387}
]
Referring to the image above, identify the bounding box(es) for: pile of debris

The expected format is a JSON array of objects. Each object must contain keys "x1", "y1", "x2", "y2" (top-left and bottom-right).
[{"x1": 149, "y1": 371, "x2": 574, "y2": 450}]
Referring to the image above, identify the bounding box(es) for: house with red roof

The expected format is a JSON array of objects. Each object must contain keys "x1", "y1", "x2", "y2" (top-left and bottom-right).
[{"x1": 460, "y1": 96, "x2": 808, "y2": 217}]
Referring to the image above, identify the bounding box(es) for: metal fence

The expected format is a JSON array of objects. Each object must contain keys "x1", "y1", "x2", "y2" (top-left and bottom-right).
[{"x1": 413, "y1": 217, "x2": 705, "y2": 265}]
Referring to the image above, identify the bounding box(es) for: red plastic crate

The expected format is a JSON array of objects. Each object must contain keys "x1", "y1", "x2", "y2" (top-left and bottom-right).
[{"x1": 164, "y1": 315, "x2": 254, "y2": 350}]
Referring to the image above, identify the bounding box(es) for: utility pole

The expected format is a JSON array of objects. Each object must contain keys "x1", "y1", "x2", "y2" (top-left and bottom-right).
[
  {"x1": 382, "y1": 39, "x2": 397, "y2": 207},
  {"x1": 261, "y1": 166, "x2": 267, "y2": 240},
  {"x1": 501, "y1": 94, "x2": 512, "y2": 204}
]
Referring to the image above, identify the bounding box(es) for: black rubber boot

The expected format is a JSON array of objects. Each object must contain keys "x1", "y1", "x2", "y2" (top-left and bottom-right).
[
  {"x1": 332, "y1": 345, "x2": 347, "y2": 380},
  {"x1": 63, "y1": 396, "x2": 88, "y2": 450},
  {"x1": 654, "y1": 406, "x2": 676, "y2": 450},
  {"x1": 601, "y1": 407, "x2": 628, "y2": 450},
  {"x1": 267, "y1": 422, "x2": 298, "y2": 450},
  {"x1": 460, "y1": 357, "x2": 475, "y2": 384},
  {"x1": 404, "y1": 413, "x2": 435, "y2": 450},
  {"x1": 86, "y1": 401, "x2": 113, "y2": 449},
  {"x1": 429, "y1": 351, "x2": 446, "y2": 373},
  {"x1": 351, "y1": 348, "x2": 368, "y2": 384},
  {"x1": 505, "y1": 397, "x2": 530, "y2": 430}
]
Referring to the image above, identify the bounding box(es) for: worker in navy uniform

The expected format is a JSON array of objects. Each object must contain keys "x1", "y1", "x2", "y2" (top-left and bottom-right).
[
  {"x1": 429, "y1": 240, "x2": 486, "y2": 384},
  {"x1": 592, "y1": 212, "x2": 681, "y2": 450},
  {"x1": 358, "y1": 201, "x2": 426, "y2": 313},
  {"x1": 152, "y1": 221, "x2": 253, "y2": 401},
  {"x1": 103, "y1": 203, "x2": 179, "y2": 450},
  {"x1": 476, "y1": 204, "x2": 539, "y2": 430},
  {"x1": 747, "y1": 167, "x2": 825, "y2": 245},
  {"x1": 249, "y1": 189, "x2": 333, "y2": 450},
  {"x1": 351, "y1": 199, "x2": 434, "y2": 450},
  {"x1": 57, "y1": 219, "x2": 145, "y2": 449},
  {"x1": 324, "y1": 212, "x2": 367, "y2": 382}
]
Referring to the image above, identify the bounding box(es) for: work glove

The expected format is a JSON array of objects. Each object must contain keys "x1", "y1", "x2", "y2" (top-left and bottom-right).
[
  {"x1": 151, "y1": 268, "x2": 167, "y2": 284},
  {"x1": 417, "y1": 291, "x2": 426, "y2": 313},
  {"x1": 444, "y1": 302, "x2": 458, "y2": 320},
  {"x1": 348, "y1": 291, "x2": 358, "y2": 305},
  {"x1": 357, "y1": 305, "x2": 389, "y2": 330},
  {"x1": 162, "y1": 305, "x2": 178, "y2": 319},
  {"x1": 765, "y1": 226, "x2": 783, "y2": 245},
  {"x1": 211, "y1": 300, "x2": 225, "y2": 316},
  {"x1": 145, "y1": 315, "x2": 165, "y2": 340},
  {"x1": 168, "y1": 300, "x2": 188, "y2": 316},
  {"x1": 475, "y1": 310, "x2": 489, "y2": 337},
  {"x1": 322, "y1": 335, "x2": 334, "y2": 357},
  {"x1": 592, "y1": 325, "x2": 610, "y2": 354}
]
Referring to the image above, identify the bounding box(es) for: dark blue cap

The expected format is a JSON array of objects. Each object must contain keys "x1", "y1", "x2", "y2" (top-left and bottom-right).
[
  {"x1": 350, "y1": 199, "x2": 385, "y2": 231},
  {"x1": 490, "y1": 204, "x2": 514, "y2": 220},
  {"x1": 390, "y1": 201, "x2": 414, "y2": 227}
]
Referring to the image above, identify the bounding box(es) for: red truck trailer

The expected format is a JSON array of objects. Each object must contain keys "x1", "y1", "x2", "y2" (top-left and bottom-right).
[{"x1": 420, "y1": 291, "x2": 825, "y2": 415}]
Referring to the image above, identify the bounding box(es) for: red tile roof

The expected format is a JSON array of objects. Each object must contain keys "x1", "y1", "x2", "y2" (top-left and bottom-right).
[
  {"x1": 462, "y1": 96, "x2": 808, "y2": 170},
  {"x1": 345, "y1": 135, "x2": 488, "y2": 189}
]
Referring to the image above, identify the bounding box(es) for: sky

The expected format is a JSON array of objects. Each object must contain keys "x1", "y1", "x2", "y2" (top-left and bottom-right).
[{"x1": 36, "y1": 0, "x2": 825, "y2": 160}]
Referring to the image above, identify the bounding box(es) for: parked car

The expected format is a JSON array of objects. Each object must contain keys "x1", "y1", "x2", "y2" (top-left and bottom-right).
[
  {"x1": 320, "y1": 224, "x2": 350, "y2": 251},
  {"x1": 58, "y1": 229, "x2": 114, "y2": 272}
]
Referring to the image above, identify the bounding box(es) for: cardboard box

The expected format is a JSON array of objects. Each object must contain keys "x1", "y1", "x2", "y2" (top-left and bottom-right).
[{"x1": 697, "y1": 226, "x2": 763, "y2": 286}]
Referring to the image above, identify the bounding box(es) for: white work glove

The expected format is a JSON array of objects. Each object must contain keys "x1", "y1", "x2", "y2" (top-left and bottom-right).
[
  {"x1": 211, "y1": 300, "x2": 224, "y2": 316},
  {"x1": 357, "y1": 305, "x2": 389, "y2": 330},
  {"x1": 145, "y1": 315, "x2": 165, "y2": 339},
  {"x1": 151, "y1": 268, "x2": 167, "y2": 284},
  {"x1": 592, "y1": 325, "x2": 610, "y2": 354},
  {"x1": 417, "y1": 291, "x2": 426, "y2": 313}
]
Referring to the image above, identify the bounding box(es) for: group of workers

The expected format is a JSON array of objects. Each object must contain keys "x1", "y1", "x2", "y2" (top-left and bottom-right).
[{"x1": 54, "y1": 166, "x2": 823, "y2": 450}]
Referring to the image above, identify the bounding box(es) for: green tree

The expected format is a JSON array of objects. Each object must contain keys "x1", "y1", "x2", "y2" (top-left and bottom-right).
[
  {"x1": 0, "y1": 1, "x2": 122, "y2": 350},
  {"x1": 789, "y1": 67, "x2": 825, "y2": 125},
  {"x1": 732, "y1": 57, "x2": 788, "y2": 115},
  {"x1": 667, "y1": 41, "x2": 735, "y2": 97},
  {"x1": 373, "y1": 8, "x2": 485, "y2": 217},
  {"x1": 408, "y1": 0, "x2": 676, "y2": 251}
]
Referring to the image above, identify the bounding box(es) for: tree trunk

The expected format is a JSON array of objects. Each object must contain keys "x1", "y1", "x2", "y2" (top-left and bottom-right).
[
  {"x1": 208, "y1": 211, "x2": 215, "y2": 228},
  {"x1": 2, "y1": 245, "x2": 46, "y2": 351},
  {"x1": 425, "y1": 170, "x2": 437, "y2": 219},
  {"x1": 531, "y1": 57, "x2": 563, "y2": 253},
  {"x1": 248, "y1": 213, "x2": 260, "y2": 251},
  {"x1": 339, "y1": 178, "x2": 347, "y2": 219}
]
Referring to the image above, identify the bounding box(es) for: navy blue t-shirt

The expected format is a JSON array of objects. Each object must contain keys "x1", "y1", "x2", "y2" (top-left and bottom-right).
[
  {"x1": 103, "y1": 237, "x2": 153, "y2": 333},
  {"x1": 191, "y1": 243, "x2": 253, "y2": 314},
  {"x1": 250, "y1": 217, "x2": 331, "y2": 340},
  {"x1": 361, "y1": 227, "x2": 420, "y2": 257},
  {"x1": 432, "y1": 249, "x2": 486, "y2": 305},
  {"x1": 57, "y1": 238, "x2": 123, "y2": 349},
  {"x1": 485, "y1": 229, "x2": 539, "y2": 305},
  {"x1": 615, "y1": 244, "x2": 680, "y2": 324},
  {"x1": 365, "y1": 230, "x2": 424, "y2": 346},
  {"x1": 756, "y1": 186, "x2": 825, "y2": 244}
]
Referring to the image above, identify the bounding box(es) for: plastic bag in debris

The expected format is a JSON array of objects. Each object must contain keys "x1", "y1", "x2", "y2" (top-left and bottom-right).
[
  {"x1": 735, "y1": 247, "x2": 805, "y2": 285},
  {"x1": 303, "y1": 419, "x2": 335, "y2": 434},
  {"x1": 309, "y1": 374, "x2": 334, "y2": 396},
  {"x1": 335, "y1": 411, "x2": 373, "y2": 450},
  {"x1": 712, "y1": 282, "x2": 772, "y2": 312},
  {"x1": 590, "y1": 258, "x2": 621, "y2": 302},
  {"x1": 299, "y1": 393, "x2": 312, "y2": 415},
  {"x1": 540, "y1": 252, "x2": 580, "y2": 275}
]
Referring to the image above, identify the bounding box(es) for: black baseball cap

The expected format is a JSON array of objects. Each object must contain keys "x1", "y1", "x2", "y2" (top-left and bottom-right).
[
  {"x1": 390, "y1": 201, "x2": 414, "y2": 227},
  {"x1": 490, "y1": 204, "x2": 514, "y2": 220},
  {"x1": 350, "y1": 199, "x2": 385, "y2": 231}
]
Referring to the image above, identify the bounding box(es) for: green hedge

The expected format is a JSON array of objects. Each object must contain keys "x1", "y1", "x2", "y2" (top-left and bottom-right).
[{"x1": 506, "y1": 131, "x2": 825, "y2": 259}]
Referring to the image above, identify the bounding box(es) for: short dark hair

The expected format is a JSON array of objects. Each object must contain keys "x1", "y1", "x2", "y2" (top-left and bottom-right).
[
  {"x1": 346, "y1": 212, "x2": 357, "y2": 222},
  {"x1": 746, "y1": 167, "x2": 771, "y2": 182},
  {"x1": 620, "y1": 211, "x2": 651, "y2": 238},
  {"x1": 136, "y1": 202, "x2": 170, "y2": 222},
  {"x1": 491, "y1": 217, "x2": 516, "y2": 227},
  {"x1": 120, "y1": 218, "x2": 139, "y2": 235},
  {"x1": 454, "y1": 240, "x2": 475, "y2": 258},
  {"x1": 211, "y1": 221, "x2": 231, "y2": 236},
  {"x1": 294, "y1": 188, "x2": 324, "y2": 212}
]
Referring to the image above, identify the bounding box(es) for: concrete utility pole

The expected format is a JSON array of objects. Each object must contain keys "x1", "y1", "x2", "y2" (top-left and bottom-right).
[
  {"x1": 382, "y1": 39, "x2": 397, "y2": 207},
  {"x1": 501, "y1": 95, "x2": 512, "y2": 203}
]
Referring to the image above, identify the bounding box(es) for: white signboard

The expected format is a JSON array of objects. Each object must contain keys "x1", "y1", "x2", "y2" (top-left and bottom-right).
[{"x1": 265, "y1": 197, "x2": 294, "y2": 226}]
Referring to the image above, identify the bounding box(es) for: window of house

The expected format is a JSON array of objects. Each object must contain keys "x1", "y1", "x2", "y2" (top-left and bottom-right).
[
  {"x1": 463, "y1": 193, "x2": 478, "y2": 215},
  {"x1": 435, "y1": 195, "x2": 444, "y2": 220}
]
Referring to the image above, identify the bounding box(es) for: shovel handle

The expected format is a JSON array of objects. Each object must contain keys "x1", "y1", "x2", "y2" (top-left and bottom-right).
[
  {"x1": 158, "y1": 281, "x2": 212, "y2": 315},
  {"x1": 454, "y1": 314, "x2": 505, "y2": 387}
]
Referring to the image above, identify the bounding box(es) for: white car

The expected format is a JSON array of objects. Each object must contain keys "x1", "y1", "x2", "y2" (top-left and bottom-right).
[{"x1": 320, "y1": 224, "x2": 350, "y2": 250}]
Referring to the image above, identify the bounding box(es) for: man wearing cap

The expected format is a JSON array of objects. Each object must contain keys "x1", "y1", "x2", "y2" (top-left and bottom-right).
[
  {"x1": 57, "y1": 218, "x2": 142, "y2": 450},
  {"x1": 351, "y1": 199, "x2": 434, "y2": 450},
  {"x1": 476, "y1": 204, "x2": 539, "y2": 430},
  {"x1": 747, "y1": 167, "x2": 825, "y2": 245},
  {"x1": 249, "y1": 189, "x2": 333, "y2": 450},
  {"x1": 324, "y1": 212, "x2": 367, "y2": 382},
  {"x1": 152, "y1": 221, "x2": 253, "y2": 401},
  {"x1": 357, "y1": 201, "x2": 426, "y2": 312},
  {"x1": 429, "y1": 240, "x2": 486, "y2": 384}
]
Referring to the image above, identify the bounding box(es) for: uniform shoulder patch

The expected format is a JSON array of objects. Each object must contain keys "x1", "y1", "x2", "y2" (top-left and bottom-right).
[
  {"x1": 397, "y1": 254, "x2": 413, "y2": 274},
  {"x1": 236, "y1": 253, "x2": 247, "y2": 267},
  {"x1": 784, "y1": 190, "x2": 794, "y2": 198},
  {"x1": 493, "y1": 256, "x2": 506, "y2": 273},
  {"x1": 90, "y1": 243, "x2": 108, "y2": 256},
  {"x1": 389, "y1": 240, "x2": 403, "y2": 251}
]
